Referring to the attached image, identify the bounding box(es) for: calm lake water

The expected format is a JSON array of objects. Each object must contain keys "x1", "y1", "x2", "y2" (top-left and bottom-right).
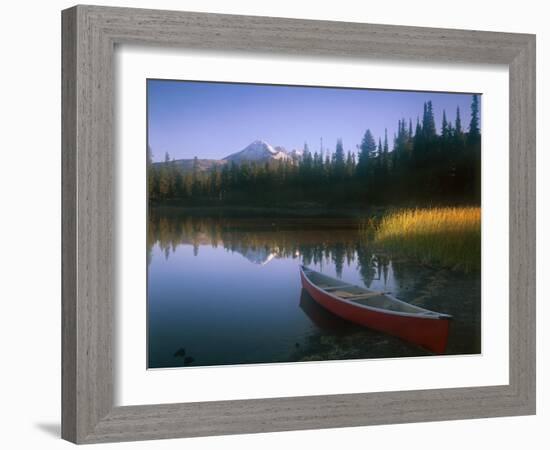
[{"x1": 147, "y1": 210, "x2": 481, "y2": 368}]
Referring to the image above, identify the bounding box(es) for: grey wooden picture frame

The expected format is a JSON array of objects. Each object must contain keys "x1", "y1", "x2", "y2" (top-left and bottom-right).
[{"x1": 61, "y1": 4, "x2": 536, "y2": 444}]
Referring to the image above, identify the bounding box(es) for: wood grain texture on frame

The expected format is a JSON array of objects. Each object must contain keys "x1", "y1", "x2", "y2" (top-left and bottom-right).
[{"x1": 61, "y1": 5, "x2": 536, "y2": 444}]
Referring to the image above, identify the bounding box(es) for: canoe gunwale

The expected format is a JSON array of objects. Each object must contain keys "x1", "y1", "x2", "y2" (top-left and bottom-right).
[{"x1": 300, "y1": 266, "x2": 450, "y2": 320}]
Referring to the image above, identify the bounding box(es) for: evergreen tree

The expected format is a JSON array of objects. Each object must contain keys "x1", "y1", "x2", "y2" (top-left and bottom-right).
[
  {"x1": 415, "y1": 117, "x2": 422, "y2": 138},
  {"x1": 357, "y1": 129, "x2": 376, "y2": 177},
  {"x1": 441, "y1": 110, "x2": 448, "y2": 137},
  {"x1": 455, "y1": 106, "x2": 462, "y2": 134},
  {"x1": 334, "y1": 139, "x2": 345, "y2": 164},
  {"x1": 158, "y1": 152, "x2": 172, "y2": 199},
  {"x1": 345, "y1": 151, "x2": 354, "y2": 178},
  {"x1": 191, "y1": 156, "x2": 201, "y2": 196},
  {"x1": 313, "y1": 151, "x2": 322, "y2": 179},
  {"x1": 412, "y1": 116, "x2": 423, "y2": 159},
  {"x1": 230, "y1": 161, "x2": 239, "y2": 188},
  {"x1": 220, "y1": 164, "x2": 230, "y2": 198},
  {"x1": 447, "y1": 121, "x2": 454, "y2": 136},
  {"x1": 422, "y1": 101, "x2": 437, "y2": 138},
  {"x1": 382, "y1": 128, "x2": 390, "y2": 173},
  {"x1": 324, "y1": 152, "x2": 331, "y2": 179},
  {"x1": 332, "y1": 139, "x2": 346, "y2": 178},
  {"x1": 300, "y1": 141, "x2": 313, "y2": 181},
  {"x1": 147, "y1": 145, "x2": 156, "y2": 200},
  {"x1": 210, "y1": 166, "x2": 221, "y2": 199},
  {"x1": 375, "y1": 137, "x2": 387, "y2": 189},
  {"x1": 467, "y1": 94, "x2": 481, "y2": 144},
  {"x1": 466, "y1": 94, "x2": 481, "y2": 202},
  {"x1": 393, "y1": 119, "x2": 412, "y2": 168}
]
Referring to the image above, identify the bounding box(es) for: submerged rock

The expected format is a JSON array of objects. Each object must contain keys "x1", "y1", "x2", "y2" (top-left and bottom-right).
[{"x1": 173, "y1": 348, "x2": 186, "y2": 358}]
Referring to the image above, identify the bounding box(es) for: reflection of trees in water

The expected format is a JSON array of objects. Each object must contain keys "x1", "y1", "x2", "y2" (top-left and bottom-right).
[
  {"x1": 148, "y1": 212, "x2": 395, "y2": 287},
  {"x1": 355, "y1": 245, "x2": 391, "y2": 288},
  {"x1": 331, "y1": 243, "x2": 345, "y2": 278}
]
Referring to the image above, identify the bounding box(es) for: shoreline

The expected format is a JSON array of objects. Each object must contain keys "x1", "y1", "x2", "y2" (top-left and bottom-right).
[
  {"x1": 148, "y1": 204, "x2": 386, "y2": 218},
  {"x1": 148, "y1": 202, "x2": 480, "y2": 218}
]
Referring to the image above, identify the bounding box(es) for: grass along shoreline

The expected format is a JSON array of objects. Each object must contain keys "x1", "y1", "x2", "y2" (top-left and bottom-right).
[{"x1": 371, "y1": 207, "x2": 481, "y2": 272}]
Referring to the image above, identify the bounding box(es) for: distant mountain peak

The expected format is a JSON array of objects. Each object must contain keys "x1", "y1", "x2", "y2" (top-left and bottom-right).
[
  {"x1": 153, "y1": 139, "x2": 304, "y2": 172},
  {"x1": 223, "y1": 140, "x2": 290, "y2": 164},
  {"x1": 251, "y1": 139, "x2": 273, "y2": 149}
]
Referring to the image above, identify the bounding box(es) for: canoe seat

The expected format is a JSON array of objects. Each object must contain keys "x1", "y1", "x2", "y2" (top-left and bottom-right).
[
  {"x1": 323, "y1": 284, "x2": 354, "y2": 291},
  {"x1": 345, "y1": 291, "x2": 387, "y2": 300},
  {"x1": 330, "y1": 290, "x2": 356, "y2": 298}
]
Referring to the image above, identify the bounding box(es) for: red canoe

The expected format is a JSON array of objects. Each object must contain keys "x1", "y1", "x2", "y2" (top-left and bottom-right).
[{"x1": 300, "y1": 265, "x2": 451, "y2": 354}]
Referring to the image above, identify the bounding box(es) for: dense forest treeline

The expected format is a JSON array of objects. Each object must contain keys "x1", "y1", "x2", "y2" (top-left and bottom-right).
[{"x1": 148, "y1": 95, "x2": 481, "y2": 207}]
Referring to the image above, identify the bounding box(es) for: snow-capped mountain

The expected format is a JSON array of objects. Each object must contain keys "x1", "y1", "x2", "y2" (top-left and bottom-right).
[
  {"x1": 153, "y1": 139, "x2": 303, "y2": 171},
  {"x1": 223, "y1": 140, "x2": 290, "y2": 164}
]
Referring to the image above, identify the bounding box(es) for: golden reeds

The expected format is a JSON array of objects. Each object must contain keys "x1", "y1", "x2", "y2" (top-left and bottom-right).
[{"x1": 372, "y1": 207, "x2": 481, "y2": 271}]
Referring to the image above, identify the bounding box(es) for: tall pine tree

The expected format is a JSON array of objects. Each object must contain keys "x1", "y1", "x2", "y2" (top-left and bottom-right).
[
  {"x1": 422, "y1": 101, "x2": 437, "y2": 138},
  {"x1": 467, "y1": 94, "x2": 481, "y2": 145},
  {"x1": 455, "y1": 106, "x2": 462, "y2": 134},
  {"x1": 357, "y1": 129, "x2": 376, "y2": 178}
]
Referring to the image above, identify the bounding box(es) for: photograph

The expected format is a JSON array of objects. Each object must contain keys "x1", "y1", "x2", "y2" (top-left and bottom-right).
[{"x1": 146, "y1": 79, "x2": 482, "y2": 369}]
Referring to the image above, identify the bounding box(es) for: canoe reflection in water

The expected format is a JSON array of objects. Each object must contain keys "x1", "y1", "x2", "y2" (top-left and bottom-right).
[
  {"x1": 299, "y1": 289, "x2": 354, "y2": 333},
  {"x1": 300, "y1": 266, "x2": 451, "y2": 354}
]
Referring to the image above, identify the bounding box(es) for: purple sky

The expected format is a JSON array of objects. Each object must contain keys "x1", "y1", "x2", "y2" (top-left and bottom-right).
[{"x1": 147, "y1": 79, "x2": 479, "y2": 162}]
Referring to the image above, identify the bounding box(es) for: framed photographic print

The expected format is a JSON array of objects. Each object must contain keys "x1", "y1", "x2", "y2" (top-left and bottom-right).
[{"x1": 62, "y1": 5, "x2": 535, "y2": 444}]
